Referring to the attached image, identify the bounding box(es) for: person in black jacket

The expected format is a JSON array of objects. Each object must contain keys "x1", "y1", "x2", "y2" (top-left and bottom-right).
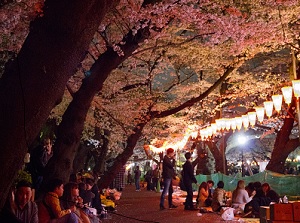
[
  {"x1": 159, "y1": 148, "x2": 177, "y2": 210},
  {"x1": 182, "y1": 152, "x2": 198, "y2": 210}
]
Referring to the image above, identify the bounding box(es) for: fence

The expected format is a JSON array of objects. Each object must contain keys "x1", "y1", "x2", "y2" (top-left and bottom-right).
[{"x1": 194, "y1": 170, "x2": 300, "y2": 198}]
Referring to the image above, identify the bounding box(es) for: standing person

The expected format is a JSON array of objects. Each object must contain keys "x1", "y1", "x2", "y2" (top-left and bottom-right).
[
  {"x1": 145, "y1": 169, "x2": 153, "y2": 191},
  {"x1": 152, "y1": 166, "x2": 160, "y2": 191},
  {"x1": 28, "y1": 137, "x2": 53, "y2": 199},
  {"x1": 159, "y1": 148, "x2": 177, "y2": 210},
  {"x1": 134, "y1": 166, "x2": 141, "y2": 191},
  {"x1": 182, "y1": 152, "x2": 198, "y2": 210},
  {"x1": 127, "y1": 170, "x2": 132, "y2": 185}
]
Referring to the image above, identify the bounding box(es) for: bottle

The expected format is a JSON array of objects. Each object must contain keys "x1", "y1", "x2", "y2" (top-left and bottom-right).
[
  {"x1": 101, "y1": 210, "x2": 107, "y2": 219},
  {"x1": 283, "y1": 195, "x2": 288, "y2": 203}
]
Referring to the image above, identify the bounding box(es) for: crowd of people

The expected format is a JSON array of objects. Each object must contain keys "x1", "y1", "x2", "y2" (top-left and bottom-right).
[
  {"x1": 0, "y1": 137, "x2": 284, "y2": 222},
  {"x1": 0, "y1": 176, "x2": 104, "y2": 223},
  {"x1": 156, "y1": 148, "x2": 281, "y2": 218},
  {"x1": 0, "y1": 137, "x2": 112, "y2": 223}
]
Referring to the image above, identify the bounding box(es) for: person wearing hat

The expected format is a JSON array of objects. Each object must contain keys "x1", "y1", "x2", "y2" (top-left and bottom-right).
[
  {"x1": 159, "y1": 148, "x2": 177, "y2": 210},
  {"x1": 182, "y1": 152, "x2": 198, "y2": 210}
]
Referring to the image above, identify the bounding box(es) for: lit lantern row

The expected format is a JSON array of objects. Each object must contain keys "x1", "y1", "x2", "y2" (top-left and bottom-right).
[{"x1": 199, "y1": 80, "x2": 300, "y2": 140}]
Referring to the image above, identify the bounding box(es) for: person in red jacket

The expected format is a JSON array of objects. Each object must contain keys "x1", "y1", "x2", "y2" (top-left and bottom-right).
[{"x1": 159, "y1": 148, "x2": 177, "y2": 210}]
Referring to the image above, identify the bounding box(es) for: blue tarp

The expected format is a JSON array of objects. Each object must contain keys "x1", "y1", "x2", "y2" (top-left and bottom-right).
[{"x1": 194, "y1": 170, "x2": 300, "y2": 197}]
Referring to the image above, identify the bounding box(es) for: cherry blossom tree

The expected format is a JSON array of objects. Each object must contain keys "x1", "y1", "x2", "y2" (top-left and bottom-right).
[
  {"x1": 47, "y1": 0, "x2": 300, "y2": 187},
  {"x1": 0, "y1": 0, "x2": 118, "y2": 209},
  {"x1": 1, "y1": 0, "x2": 300, "y2": 207}
]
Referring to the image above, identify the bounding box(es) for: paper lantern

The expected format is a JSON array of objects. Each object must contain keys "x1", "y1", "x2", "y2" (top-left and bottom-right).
[
  {"x1": 248, "y1": 112, "x2": 256, "y2": 126},
  {"x1": 281, "y1": 86, "x2": 293, "y2": 105},
  {"x1": 292, "y1": 80, "x2": 300, "y2": 98},
  {"x1": 242, "y1": 115, "x2": 249, "y2": 129},
  {"x1": 215, "y1": 119, "x2": 222, "y2": 131},
  {"x1": 211, "y1": 123, "x2": 217, "y2": 134},
  {"x1": 255, "y1": 107, "x2": 265, "y2": 123},
  {"x1": 225, "y1": 118, "x2": 231, "y2": 131},
  {"x1": 235, "y1": 117, "x2": 243, "y2": 130},
  {"x1": 263, "y1": 101, "x2": 273, "y2": 118},
  {"x1": 272, "y1": 95, "x2": 282, "y2": 112},
  {"x1": 231, "y1": 118, "x2": 237, "y2": 131}
]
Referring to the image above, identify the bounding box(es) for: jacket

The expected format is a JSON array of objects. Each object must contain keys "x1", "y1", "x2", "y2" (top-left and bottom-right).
[
  {"x1": 38, "y1": 192, "x2": 70, "y2": 223},
  {"x1": 162, "y1": 155, "x2": 175, "y2": 179}
]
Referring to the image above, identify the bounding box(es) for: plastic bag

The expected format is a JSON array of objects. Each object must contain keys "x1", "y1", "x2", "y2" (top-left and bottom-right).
[{"x1": 221, "y1": 207, "x2": 235, "y2": 220}]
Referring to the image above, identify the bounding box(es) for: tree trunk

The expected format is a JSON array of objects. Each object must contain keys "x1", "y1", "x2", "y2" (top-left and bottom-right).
[
  {"x1": 205, "y1": 141, "x2": 224, "y2": 173},
  {"x1": 44, "y1": 27, "x2": 151, "y2": 184},
  {"x1": 93, "y1": 129, "x2": 110, "y2": 174},
  {"x1": 0, "y1": 0, "x2": 118, "y2": 209},
  {"x1": 266, "y1": 112, "x2": 300, "y2": 173},
  {"x1": 73, "y1": 143, "x2": 91, "y2": 173},
  {"x1": 97, "y1": 122, "x2": 147, "y2": 191}
]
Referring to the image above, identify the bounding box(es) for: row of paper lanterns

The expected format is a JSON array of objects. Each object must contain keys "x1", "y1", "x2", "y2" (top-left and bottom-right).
[{"x1": 199, "y1": 80, "x2": 300, "y2": 139}]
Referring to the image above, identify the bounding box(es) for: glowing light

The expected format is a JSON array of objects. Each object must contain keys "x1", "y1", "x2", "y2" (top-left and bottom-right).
[
  {"x1": 215, "y1": 119, "x2": 222, "y2": 131},
  {"x1": 200, "y1": 129, "x2": 208, "y2": 140},
  {"x1": 190, "y1": 131, "x2": 198, "y2": 139},
  {"x1": 255, "y1": 107, "x2": 265, "y2": 123},
  {"x1": 225, "y1": 118, "x2": 231, "y2": 131},
  {"x1": 292, "y1": 80, "x2": 300, "y2": 98},
  {"x1": 211, "y1": 123, "x2": 217, "y2": 134},
  {"x1": 272, "y1": 95, "x2": 282, "y2": 112},
  {"x1": 220, "y1": 118, "x2": 226, "y2": 130},
  {"x1": 237, "y1": 135, "x2": 247, "y2": 144},
  {"x1": 207, "y1": 126, "x2": 213, "y2": 137},
  {"x1": 248, "y1": 112, "x2": 257, "y2": 126},
  {"x1": 242, "y1": 115, "x2": 249, "y2": 129},
  {"x1": 264, "y1": 101, "x2": 273, "y2": 118},
  {"x1": 281, "y1": 86, "x2": 293, "y2": 105},
  {"x1": 235, "y1": 117, "x2": 243, "y2": 130}
]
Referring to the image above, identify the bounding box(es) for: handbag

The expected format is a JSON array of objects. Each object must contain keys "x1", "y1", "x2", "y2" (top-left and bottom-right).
[{"x1": 220, "y1": 207, "x2": 235, "y2": 220}]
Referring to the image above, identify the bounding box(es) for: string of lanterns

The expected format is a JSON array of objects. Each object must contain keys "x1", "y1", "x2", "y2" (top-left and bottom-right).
[{"x1": 199, "y1": 80, "x2": 300, "y2": 140}]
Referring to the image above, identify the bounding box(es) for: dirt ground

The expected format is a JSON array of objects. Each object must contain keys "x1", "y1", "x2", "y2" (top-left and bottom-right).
[{"x1": 102, "y1": 185, "x2": 260, "y2": 223}]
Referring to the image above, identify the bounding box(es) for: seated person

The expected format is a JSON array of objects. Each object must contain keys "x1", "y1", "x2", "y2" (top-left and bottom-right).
[
  {"x1": 196, "y1": 182, "x2": 208, "y2": 208},
  {"x1": 245, "y1": 182, "x2": 255, "y2": 197},
  {"x1": 261, "y1": 183, "x2": 279, "y2": 203},
  {"x1": 38, "y1": 178, "x2": 78, "y2": 223},
  {"x1": 211, "y1": 181, "x2": 226, "y2": 212},
  {"x1": 205, "y1": 180, "x2": 214, "y2": 207},
  {"x1": 244, "y1": 188, "x2": 271, "y2": 217},
  {"x1": 79, "y1": 181, "x2": 95, "y2": 206},
  {"x1": 61, "y1": 182, "x2": 98, "y2": 223},
  {"x1": 87, "y1": 178, "x2": 103, "y2": 213},
  {"x1": 0, "y1": 180, "x2": 38, "y2": 223},
  {"x1": 232, "y1": 180, "x2": 255, "y2": 211}
]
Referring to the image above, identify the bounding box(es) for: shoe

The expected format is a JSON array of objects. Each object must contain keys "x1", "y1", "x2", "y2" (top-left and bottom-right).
[
  {"x1": 160, "y1": 206, "x2": 166, "y2": 210},
  {"x1": 169, "y1": 204, "x2": 178, "y2": 209}
]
